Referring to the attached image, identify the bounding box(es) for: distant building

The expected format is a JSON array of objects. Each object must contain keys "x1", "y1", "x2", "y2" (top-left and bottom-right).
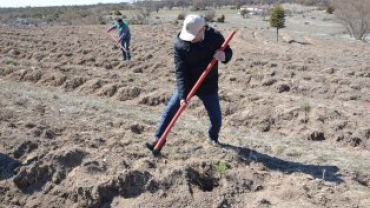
[{"x1": 238, "y1": 6, "x2": 268, "y2": 15}]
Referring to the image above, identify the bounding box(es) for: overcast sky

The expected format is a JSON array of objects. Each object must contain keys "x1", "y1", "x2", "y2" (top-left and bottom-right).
[{"x1": 0, "y1": 0, "x2": 131, "y2": 8}]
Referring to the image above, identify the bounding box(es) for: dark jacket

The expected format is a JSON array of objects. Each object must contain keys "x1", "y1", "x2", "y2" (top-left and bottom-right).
[{"x1": 174, "y1": 26, "x2": 233, "y2": 100}]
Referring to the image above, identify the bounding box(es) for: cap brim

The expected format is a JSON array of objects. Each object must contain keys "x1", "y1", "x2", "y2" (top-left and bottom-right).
[{"x1": 179, "y1": 28, "x2": 196, "y2": 41}]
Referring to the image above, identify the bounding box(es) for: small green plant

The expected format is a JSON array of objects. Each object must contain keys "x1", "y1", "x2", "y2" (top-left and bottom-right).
[
  {"x1": 301, "y1": 100, "x2": 311, "y2": 123},
  {"x1": 317, "y1": 155, "x2": 329, "y2": 163},
  {"x1": 352, "y1": 169, "x2": 369, "y2": 186},
  {"x1": 143, "y1": 119, "x2": 157, "y2": 126},
  {"x1": 236, "y1": 135, "x2": 244, "y2": 145},
  {"x1": 213, "y1": 161, "x2": 227, "y2": 177},
  {"x1": 276, "y1": 145, "x2": 286, "y2": 155},
  {"x1": 301, "y1": 100, "x2": 311, "y2": 112},
  {"x1": 5, "y1": 58, "x2": 13, "y2": 65},
  {"x1": 123, "y1": 73, "x2": 134, "y2": 82},
  {"x1": 286, "y1": 149, "x2": 302, "y2": 157},
  {"x1": 353, "y1": 169, "x2": 362, "y2": 179}
]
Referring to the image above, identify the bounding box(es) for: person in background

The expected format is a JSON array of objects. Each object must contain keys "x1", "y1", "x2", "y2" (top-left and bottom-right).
[
  {"x1": 107, "y1": 18, "x2": 131, "y2": 61},
  {"x1": 146, "y1": 14, "x2": 233, "y2": 154}
]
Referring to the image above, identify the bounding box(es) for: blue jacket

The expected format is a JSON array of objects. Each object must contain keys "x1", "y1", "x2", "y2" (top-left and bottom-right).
[
  {"x1": 174, "y1": 26, "x2": 233, "y2": 100},
  {"x1": 113, "y1": 21, "x2": 131, "y2": 40}
]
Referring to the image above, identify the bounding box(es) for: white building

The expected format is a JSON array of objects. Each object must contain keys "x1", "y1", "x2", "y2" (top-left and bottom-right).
[{"x1": 238, "y1": 6, "x2": 267, "y2": 15}]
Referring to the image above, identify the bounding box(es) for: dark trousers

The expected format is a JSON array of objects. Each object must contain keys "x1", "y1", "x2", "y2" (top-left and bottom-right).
[
  {"x1": 120, "y1": 38, "x2": 131, "y2": 60},
  {"x1": 155, "y1": 89, "x2": 222, "y2": 142}
]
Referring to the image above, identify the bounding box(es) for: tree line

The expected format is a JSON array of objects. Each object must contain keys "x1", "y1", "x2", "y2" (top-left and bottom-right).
[
  {"x1": 0, "y1": 0, "x2": 368, "y2": 40},
  {"x1": 132, "y1": 0, "x2": 331, "y2": 11}
]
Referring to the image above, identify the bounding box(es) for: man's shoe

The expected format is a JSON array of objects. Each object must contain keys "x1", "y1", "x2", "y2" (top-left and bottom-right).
[
  {"x1": 207, "y1": 138, "x2": 220, "y2": 146},
  {"x1": 145, "y1": 140, "x2": 157, "y2": 151},
  {"x1": 145, "y1": 140, "x2": 165, "y2": 156}
]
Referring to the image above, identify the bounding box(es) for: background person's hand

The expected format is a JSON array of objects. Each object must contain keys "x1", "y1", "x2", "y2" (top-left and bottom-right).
[{"x1": 213, "y1": 50, "x2": 225, "y2": 62}]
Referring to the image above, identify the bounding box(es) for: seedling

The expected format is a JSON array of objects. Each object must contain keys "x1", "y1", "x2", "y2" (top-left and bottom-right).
[{"x1": 213, "y1": 161, "x2": 227, "y2": 177}]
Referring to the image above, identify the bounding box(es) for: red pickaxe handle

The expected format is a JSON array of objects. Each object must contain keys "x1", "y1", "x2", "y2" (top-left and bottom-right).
[
  {"x1": 107, "y1": 32, "x2": 128, "y2": 53},
  {"x1": 153, "y1": 30, "x2": 237, "y2": 153}
]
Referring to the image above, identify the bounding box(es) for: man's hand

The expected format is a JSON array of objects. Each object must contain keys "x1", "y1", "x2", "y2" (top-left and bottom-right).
[
  {"x1": 180, "y1": 99, "x2": 187, "y2": 106},
  {"x1": 213, "y1": 50, "x2": 226, "y2": 62}
]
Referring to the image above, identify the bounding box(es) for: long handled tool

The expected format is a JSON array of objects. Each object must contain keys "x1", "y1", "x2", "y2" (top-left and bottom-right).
[
  {"x1": 107, "y1": 31, "x2": 128, "y2": 53},
  {"x1": 152, "y1": 30, "x2": 237, "y2": 155}
]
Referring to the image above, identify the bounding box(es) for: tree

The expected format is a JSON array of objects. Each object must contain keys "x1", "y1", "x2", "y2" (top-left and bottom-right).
[
  {"x1": 175, "y1": 0, "x2": 190, "y2": 11},
  {"x1": 217, "y1": 14, "x2": 225, "y2": 22},
  {"x1": 132, "y1": 0, "x2": 155, "y2": 24},
  {"x1": 213, "y1": 0, "x2": 224, "y2": 9},
  {"x1": 165, "y1": 0, "x2": 175, "y2": 10},
  {"x1": 269, "y1": 4, "x2": 285, "y2": 42},
  {"x1": 240, "y1": 9, "x2": 248, "y2": 19},
  {"x1": 331, "y1": 0, "x2": 370, "y2": 40},
  {"x1": 153, "y1": 2, "x2": 162, "y2": 13},
  {"x1": 192, "y1": 0, "x2": 207, "y2": 11},
  {"x1": 204, "y1": 9, "x2": 216, "y2": 21}
]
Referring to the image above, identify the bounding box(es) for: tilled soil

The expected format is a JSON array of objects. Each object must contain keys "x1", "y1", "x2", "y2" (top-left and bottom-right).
[{"x1": 0, "y1": 24, "x2": 369, "y2": 208}]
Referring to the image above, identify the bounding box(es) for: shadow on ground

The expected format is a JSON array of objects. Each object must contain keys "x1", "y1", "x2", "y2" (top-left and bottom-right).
[
  {"x1": 221, "y1": 143, "x2": 344, "y2": 183},
  {"x1": 0, "y1": 153, "x2": 20, "y2": 181}
]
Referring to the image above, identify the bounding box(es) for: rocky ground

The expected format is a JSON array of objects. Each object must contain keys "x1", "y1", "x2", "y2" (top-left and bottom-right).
[{"x1": 0, "y1": 22, "x2": 369, "y2": 208}]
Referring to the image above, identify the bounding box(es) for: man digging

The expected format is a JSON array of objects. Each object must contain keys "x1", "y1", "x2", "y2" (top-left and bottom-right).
[
  {"x1": 146, "y1": 14, "x2": 233, "y2": 154},
  {"x1": 107, "y1": 18, "x2": 131, "y2": 61}
]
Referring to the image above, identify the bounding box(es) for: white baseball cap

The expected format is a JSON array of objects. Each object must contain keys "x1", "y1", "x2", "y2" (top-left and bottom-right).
[{"x1": 179, "y1": 14, "x2": 205, "y2": 41}]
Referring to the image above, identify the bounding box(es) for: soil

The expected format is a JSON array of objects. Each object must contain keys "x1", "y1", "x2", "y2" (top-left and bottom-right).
[{"x1": 0, "y1": 20, "x2": 369, "y2": 208}]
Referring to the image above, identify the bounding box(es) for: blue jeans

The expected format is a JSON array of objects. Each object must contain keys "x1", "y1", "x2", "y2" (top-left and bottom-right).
[
  {"x1": 154, "y1": 89, "x2": 222, "y2": 142},
  {"x1": 120, "y1": 38, "x2": 131, "y2": 60}
]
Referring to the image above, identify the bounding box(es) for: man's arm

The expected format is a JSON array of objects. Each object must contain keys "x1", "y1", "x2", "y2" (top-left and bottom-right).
[
  {"x1": 213, "y1": 32, "x2": 233, "y2": 64},
  {"x1": 174, "y1": 47, "x2": 189, "y2": 101},
  {"x1": 220, "y1": 34, "x2": 233, "y2": 64},
  {"x1": 106, "y1": 25, "x2": 117, "y2": 33},
  {"x1": 223, "y1": 44, "x2": 232, "y2": 64}
]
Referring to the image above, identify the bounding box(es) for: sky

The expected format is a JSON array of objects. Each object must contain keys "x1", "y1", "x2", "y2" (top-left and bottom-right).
[{"x1": 0, "y1": 0, "x2": 131, "y2": 8}]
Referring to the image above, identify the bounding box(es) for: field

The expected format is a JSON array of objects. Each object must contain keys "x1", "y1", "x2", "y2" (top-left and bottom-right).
[{"x1": 1, "y1": 4, "x2": 370, "y2": 208}]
